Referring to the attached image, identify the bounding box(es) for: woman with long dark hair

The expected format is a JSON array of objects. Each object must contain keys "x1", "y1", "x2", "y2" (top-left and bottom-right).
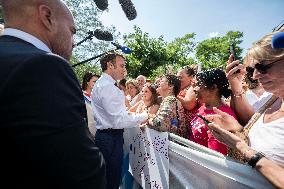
[{"x1": 81, "y1": 72, "x2": 100, "y2": 137}]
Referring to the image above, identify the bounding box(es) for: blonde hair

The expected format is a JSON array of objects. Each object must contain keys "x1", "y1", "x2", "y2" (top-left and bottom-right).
[
  {"x1": 126, "y1": 79, "x2": 140, "y2": 94},
  {"x1": 250, "y1": 28, "x2": 284, "y2": 62}
]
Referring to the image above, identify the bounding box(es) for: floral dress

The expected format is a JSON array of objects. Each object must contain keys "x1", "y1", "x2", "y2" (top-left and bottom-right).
[{"x1": 147, "y1": 95, "x2": 187, "y2": 138}]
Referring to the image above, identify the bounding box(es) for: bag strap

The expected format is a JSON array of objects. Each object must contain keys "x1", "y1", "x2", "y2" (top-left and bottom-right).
[{"x1": 242, "y1": 94, "x2": 278, "y2": 135}]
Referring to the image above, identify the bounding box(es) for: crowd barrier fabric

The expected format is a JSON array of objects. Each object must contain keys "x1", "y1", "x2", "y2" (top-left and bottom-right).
[
  {"x1": 169, "y1": 134, "x2": 274, "y2": 189},
  {"x1": 122, "y1": 128, "x2": 169, "y2": 189},
  {"x1": 122, "y1": 131, "x2": 274, "y2": 189}
]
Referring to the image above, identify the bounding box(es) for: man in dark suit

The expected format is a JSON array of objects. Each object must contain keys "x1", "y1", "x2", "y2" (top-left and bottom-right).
[{"x1": 0, "y1": 0, "x2": 106, "y2": 188}]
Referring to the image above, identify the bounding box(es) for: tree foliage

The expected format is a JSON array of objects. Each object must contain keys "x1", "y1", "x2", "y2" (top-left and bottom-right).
[
  {"x1": 123, "y1": 26, "x2": 196, "y2": 80},
  {"x1": 63, "y1": 0, "x2": 120, "y2": 83},
  {"x1": 195, "y1": 31, "x2": 243, "y2": 70}
]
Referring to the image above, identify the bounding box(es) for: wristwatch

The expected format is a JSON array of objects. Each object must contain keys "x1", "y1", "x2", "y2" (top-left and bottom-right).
[{"x1": 247, "y1": 152, "x2": 265, "y2": 168}]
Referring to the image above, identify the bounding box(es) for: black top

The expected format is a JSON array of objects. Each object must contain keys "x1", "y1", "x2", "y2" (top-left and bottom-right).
[{"x1": 0, "y1": 35, "x2": 106, "y2": 188}]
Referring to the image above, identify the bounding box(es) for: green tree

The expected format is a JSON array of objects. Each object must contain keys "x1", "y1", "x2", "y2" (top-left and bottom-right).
[
  {"x1": 63, "y1": 0, "x2": 120, "y2": 82},
  {"x1": 123, "y1": 26, "x2": 196, "y2": 80},
  {"x1": 195, "y1": 31, "x2": 243, "y2": 70}
]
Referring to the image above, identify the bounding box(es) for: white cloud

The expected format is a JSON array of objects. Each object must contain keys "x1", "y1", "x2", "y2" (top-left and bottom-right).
[{"x1": 208, "y1": 32, "x2": 219, "y2": 38}]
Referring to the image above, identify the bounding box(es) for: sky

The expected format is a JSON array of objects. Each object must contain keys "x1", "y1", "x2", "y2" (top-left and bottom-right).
[{"x1": 100, "y1": 0, "x2": 284, "y2": 57}]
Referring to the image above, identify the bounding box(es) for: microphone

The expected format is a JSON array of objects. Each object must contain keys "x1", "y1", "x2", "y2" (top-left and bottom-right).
[
  {"x1": 111, "y1": 42, "x2": 132, "y2": 54},
  {"x1": 94, "y1": 0, "x2": 108, "y2": 11},
  {"x1": 272, "y1": 32, "x2": 284, "y2": 49},
  {"x1": 76, "y1": 29, "x2": 113, "y2": 46},
  {"x1": 92, "y1": 29, "x2": 113, "y2": 41},
  {"x1": 118, "y1": 0, "x2": 137, "y2": 21}
]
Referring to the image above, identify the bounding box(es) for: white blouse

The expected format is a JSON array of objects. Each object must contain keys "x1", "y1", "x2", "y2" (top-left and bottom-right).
[{"x1": 248, "y1": 112, "x2": 284, "y2": 166}]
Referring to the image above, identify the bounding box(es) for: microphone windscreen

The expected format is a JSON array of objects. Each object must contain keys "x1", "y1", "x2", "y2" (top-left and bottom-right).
[
  {"x1": 121, "y1": 46, "x2": 132, "y2": 54},
  {"x1": 94, "y1": 0, "x2": 108, "y2": 11},
  {"x1": 272, "y1": 32, "x2": 284, "y2": 49},
  {"x1": 93, "y1": 29, "x2": 114, "y2": 41},
  {"x1": 118, "y1": 0, "x2": 137, "y2": 21}
]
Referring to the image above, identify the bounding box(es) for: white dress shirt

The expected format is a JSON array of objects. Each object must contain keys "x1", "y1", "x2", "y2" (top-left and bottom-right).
[
  {"x1": 2, "y1": 28, "x2": 51, "y2": 52},
  {"x1": 92, "y1": 73, "x2": 148, "y2": 130}
]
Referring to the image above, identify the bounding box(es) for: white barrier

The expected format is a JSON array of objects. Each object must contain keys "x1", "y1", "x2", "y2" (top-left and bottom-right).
[
  {"x1": 169, "y1": 133, "x2": 275, "y2": 189},
  {"x1": 122, "y1": 131, "x2": 275, "y2": 189}
]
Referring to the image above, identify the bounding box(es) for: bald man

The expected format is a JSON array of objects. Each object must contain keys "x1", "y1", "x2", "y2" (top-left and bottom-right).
[{"x1": 0, "y1": 0, "x2": 105, "y2": 188}]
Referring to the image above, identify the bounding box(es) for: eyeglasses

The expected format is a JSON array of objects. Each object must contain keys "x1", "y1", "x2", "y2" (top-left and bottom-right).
[{"x1": 254, "y1": 58, "x2": 283, "y2": 74}]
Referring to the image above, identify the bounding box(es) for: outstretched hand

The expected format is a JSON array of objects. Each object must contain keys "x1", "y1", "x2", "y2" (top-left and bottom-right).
[
  {"x1": 205, "y1": 107, "x2": 243, "y2": 132},
  {"x1": 207, "y1": 122, "x2": 244, "y2": 149},
  {"x1": 139, "y1": 120, "x2": 148, "y2": 132}
]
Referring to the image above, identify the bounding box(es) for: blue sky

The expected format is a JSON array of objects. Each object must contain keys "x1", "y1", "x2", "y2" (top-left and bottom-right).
[{"x1": 101, "y1": 0, "x2": 284, "y2": 57}]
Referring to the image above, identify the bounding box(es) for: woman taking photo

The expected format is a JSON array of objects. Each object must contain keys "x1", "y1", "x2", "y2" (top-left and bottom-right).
[{"x1": 206, "y1": 30, "x2": 284, "y2": 189}]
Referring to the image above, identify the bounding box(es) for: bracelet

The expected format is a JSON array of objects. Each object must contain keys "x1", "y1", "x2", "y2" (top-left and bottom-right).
[
  {"x1": 232, "y1": 90, "x2": 245, "y2": 98},
  {"x1": 247, "y1": 152, "x2": 266, "y2": 168}
]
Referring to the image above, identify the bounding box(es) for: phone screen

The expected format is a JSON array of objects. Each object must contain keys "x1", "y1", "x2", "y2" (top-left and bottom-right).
[
  {"x1": 196, "y1": 114, "x2": 211, "y2": 125},
  {"x1": 230, "y1": 44, "x2": 235, "y2": 61}
]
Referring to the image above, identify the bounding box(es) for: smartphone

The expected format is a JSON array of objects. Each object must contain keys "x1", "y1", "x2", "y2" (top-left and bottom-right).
[
  {"x1": 229, "y1": 43, "x2": 236, "y2": 61},
  {"x1": 229, "y1": 43, "x2": 240, "y2": 74},
  {"x1": 196, "y1": 114, "x2": 211, "y2": 125}
]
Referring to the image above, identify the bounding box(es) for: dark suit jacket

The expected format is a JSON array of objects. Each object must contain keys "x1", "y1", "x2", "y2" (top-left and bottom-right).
[{"x1": 0, "y1": 35, "x2": 106, "y2": 188}]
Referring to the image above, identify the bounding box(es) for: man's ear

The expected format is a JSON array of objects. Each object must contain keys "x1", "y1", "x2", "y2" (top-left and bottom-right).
[
  {"x1": 107, "y1": 62, "x2": 113, "y2": 69},
  {"x1": 38, "y1": 5, "x2": 54, "y2": 32}
]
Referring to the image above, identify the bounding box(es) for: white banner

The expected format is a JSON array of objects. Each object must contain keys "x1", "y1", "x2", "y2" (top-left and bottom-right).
[
  {"x1": 125, "y1": 127, "x2": 169, "y2": 189},
  {"x1": 169, "y1": 134, "x2": 275, "y2": 189}
]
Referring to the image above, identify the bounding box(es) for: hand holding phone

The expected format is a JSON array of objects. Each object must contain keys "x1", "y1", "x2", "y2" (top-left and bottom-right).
[
  {"x1": 229, "y1": 43, "x2": 236, "y2": 61},
  {"x1": 229, "y1": 43, "x2": 240, "y2": 74},
  {"x1": 196, "y1": 114, "x2": 211, "y2": 125}
]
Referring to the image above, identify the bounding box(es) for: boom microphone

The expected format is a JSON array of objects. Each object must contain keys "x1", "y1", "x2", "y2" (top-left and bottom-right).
[
  {"x1": 111, "y1": 42, "x2": 132, "y2": 54},
  {"x1": 92, "y1": 29, "x2": 113, "y2": 41},
  {"x1": 76, "y1": 29, "x2": 113, "y2": 46},
  {"x1": 118, "y1": 0, "x2": 137, "y2": 21},
  {"x1": 94, "y1": 0, "x2": 108, "y2": 11}
]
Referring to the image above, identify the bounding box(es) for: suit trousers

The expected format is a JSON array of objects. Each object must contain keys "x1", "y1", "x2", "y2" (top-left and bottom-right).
[{"x1": 95, "y1": 129, "x2": 124, "y2": 189}]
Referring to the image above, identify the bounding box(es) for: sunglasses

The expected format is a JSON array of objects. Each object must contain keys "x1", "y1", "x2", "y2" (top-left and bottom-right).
[{"x1": 254, "y1": 58, "x2": 282, "y2": 74}]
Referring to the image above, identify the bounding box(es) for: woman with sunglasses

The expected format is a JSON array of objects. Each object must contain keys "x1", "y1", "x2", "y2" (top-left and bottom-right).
[
  {"x1": 205, "y1": 29, "x2": 284, "y2": 188},
  {"x1": 227, "y1": 29, "x2": 284, "y2": 125}
]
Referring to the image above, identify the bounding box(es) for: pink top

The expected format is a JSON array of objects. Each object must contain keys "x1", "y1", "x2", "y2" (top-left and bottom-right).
[{"x1": 190, "y1": 104, "x2": 237, "y2": 155}]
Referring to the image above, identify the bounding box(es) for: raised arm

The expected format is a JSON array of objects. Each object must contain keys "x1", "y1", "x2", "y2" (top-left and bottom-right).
[
  {"x1": 177, "y1": 86, "x2": 197, "y2": 111},
  {"x1": 226, "y1": 55, "x2": 254, "y2": 124}
]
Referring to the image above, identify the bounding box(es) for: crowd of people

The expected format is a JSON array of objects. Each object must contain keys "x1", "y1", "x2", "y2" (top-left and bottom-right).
[
  {"x1": 85, "y1": 27, "x2": 284, "y2": 188},
  {"x1": 1, "y1": 0, "x2": 284, "y2": 188}
]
